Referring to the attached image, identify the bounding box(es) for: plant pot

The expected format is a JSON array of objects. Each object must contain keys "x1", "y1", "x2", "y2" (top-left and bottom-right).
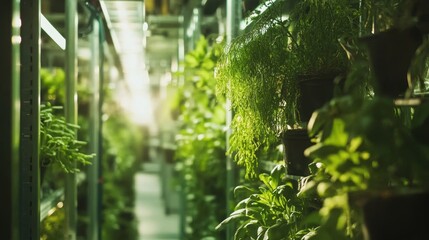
[
  {"x1": 362, "y1": 190, "x2": 429, "y2": 240},
  {"x1": 361, "y1": 26, "x2": 423, "y2": 98},
  {"x1": 242, "y1": 0, "x2": 260, "y2": 15},
  {"x1": 281, "y1": 129, "x2": 313, "y2": 176},
  {"x1": 297, "y1": 74, "x2": 336, "y2": 123}
]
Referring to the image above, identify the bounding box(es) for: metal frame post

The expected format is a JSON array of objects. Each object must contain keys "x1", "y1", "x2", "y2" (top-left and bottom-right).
[
  {"x1": 0, "y1": 1, "x2": 21, "y2": 239},
  {"x1": 88, "y1": 18, "x2": 101, "y2": 240},
  {"x1": 225, "y1": 0, "x2": 241, "y2": 239},
  {"x1": 19, "y1": 0, "x2": 41, "y2": 239},
  {"x1": 65, "y1": 0, "x2": 78, "y2": 239}
]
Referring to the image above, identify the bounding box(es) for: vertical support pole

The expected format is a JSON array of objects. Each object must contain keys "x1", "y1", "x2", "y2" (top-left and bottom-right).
[
  {"x1": 88, "y1": 18, "x2": 100, "y2": 240},
  {"x1": 192, "y1": 7, "x2": 202, "y2": 43},
  {"x1": 177, "y1": 15, "x2": 186, "y2": 240},
  {"x1": 225, "y1": 0, "x2": 241, "y2": 239},
  {"x1": 98, "y1": 17, "x2": 106, "y2": 240},
  {"x1": 65, "y1": 0, "x2": 78, "y2": 239},
  {"x1": 0, "y1": 1, "x2": 21, "y2": 239},
  {"x1": 19, "y1": 0, "x2": 41, "y2": 239}
]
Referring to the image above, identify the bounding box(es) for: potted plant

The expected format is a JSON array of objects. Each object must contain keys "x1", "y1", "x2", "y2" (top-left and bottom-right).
[
  {"x1": 288, "y1": 1, "x2": 429, "y2": 238},
  {"x1": 355, "y1": 0, "x2": 429, "y2": 98},
  {"x1": 288, "y1": 0, "x2": 358, "y2": 122},
  {"x1": 280, "y1": 0, "x2": 360, "y2": 177},
  {"x1": 216, "y1": 0, "x2": 359, "y2": 178},
  {"x1": 216, "y1": 0, "x2": 294, "y2": 178},
  {"x1": 299, "y1": 93, "x2": 429, "y2": 239}
]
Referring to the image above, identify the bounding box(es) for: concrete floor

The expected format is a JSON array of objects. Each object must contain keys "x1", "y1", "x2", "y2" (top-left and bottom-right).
[{"x1": 134, "y1": 170, "x2": 180, "y2": 240}]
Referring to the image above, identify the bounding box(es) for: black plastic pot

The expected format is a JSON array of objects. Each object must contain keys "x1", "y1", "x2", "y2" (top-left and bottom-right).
[
  {"x1": 361, "y1": 191, "x2": 429, "y2": 240},
  {"x1": 281, "y1": 129, "x2": 313, "y2": 176},
  {"x1": 242, "y1": 0, "x2": 260, "y2": 15},
  {"x1": 297, "y1": 74, "x2": 336, "y2": 123},
  {"x1": 361, "y1": 26, "x2": 423, "y2": 98}
]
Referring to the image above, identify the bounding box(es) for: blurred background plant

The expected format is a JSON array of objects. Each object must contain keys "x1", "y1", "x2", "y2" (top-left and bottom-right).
[{"x1": 172, "y1": 35, "x2": 228, "y2": 239}]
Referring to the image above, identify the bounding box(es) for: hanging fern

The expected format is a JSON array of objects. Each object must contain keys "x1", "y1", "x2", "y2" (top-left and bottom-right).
[{"x1": 40, "y1": 103, "x2": 93, "y2": 173}]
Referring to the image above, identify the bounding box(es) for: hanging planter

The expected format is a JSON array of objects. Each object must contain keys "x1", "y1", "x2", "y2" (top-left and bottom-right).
[
  {"x1": 242, "y1": 0, "x2": 260, "y2": 15},
  {"x1": 281, "y1": 129, "x2": 313, "y2": 176},
  {"x1": 297, "y1": 74, "x2": 337, "y2": 123},
  {"x1": 356, "y1": 190, "x2": 429, "y2": 240},
  {"x1": 361, "y1": 26, "x2": 423, "y2": 98}
]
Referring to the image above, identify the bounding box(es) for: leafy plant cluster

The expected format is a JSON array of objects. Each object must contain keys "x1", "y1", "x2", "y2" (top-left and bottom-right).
[
  {"x1": 217, "y1": 164, "x2": 318, "y2": 240},
  {"x1": 216, "y1": 0, "x2": 294, "y2": 178},
  {"x1": 101, "y1": 102, "x2": 144, "y2": 240},
  {"x1": 40, "y1": 102, "x2": 93, "y2": 173},
  {"x1": 173, "y1": 35, "x2": 227, "y2": 239},
  {"x1": 293, "y1": 92, "x2": 429, "y2": 239},
  {"x1": 216, "y1": 0, "x2": 429, "y2": 239},
  {"x1": 40, "y1": 66, "x2": 99, "y2": 239},
  {"x1": 216, "y1": 0, "x2": 359, "y2": 178},
  {"x1": 41, "y1": 67, "x2": 66, "y2": 105}
]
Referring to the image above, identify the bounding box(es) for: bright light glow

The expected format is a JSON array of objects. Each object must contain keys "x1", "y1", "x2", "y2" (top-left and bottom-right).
[
  {"x1": 116, "y1": 82, "x2": 154, "y2": 126},
  {"x1": 143, "y1": 22, "x2": 149, "y2": 31},
  {"x1": 48, "y1": 208, "x2": 56, "y2": 216},
  {"x1": 109, "y1": 66, "x2": 119, "y2": 80},
  {"x1": 57, "y1": 201, "x2": 64, "y2": 208},
  {"x1": 101, "y1": 0, "x2": 152, "y2": 126},
  {"x1": 41, "y1": 14, "x2": 66, "y2": 50},
  {"x1": 187, "y1": 23, "x2": 195, "y2": 38},
  {"x1": 160, "y1": 72, "x2": 172, "y2": 87},
  {"x1": 12, "y1": 17, "x2": 21, "y2": 28},
  {"x1": 240, "y1": 0, "x2": 280, "y2": 30},
  {"x1": 130, "y1": 93, "x2": 153, "y2": 126},
  {"x1": 11, "y1": 36, "x2": 21, "y2": 44}
]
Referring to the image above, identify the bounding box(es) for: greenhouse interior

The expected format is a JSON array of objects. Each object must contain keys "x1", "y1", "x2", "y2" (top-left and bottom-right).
[{"x1": 2, "y1": 0, "x2": 429, "y2": 239}]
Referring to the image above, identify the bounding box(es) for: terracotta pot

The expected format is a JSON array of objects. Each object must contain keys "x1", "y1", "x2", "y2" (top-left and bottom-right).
[
  {"x1": 361, "y1": 26, "x2": 422, "y2": 98},
  {"x1": 281, "y1": 129, "x2": 313, "y2": 176}
]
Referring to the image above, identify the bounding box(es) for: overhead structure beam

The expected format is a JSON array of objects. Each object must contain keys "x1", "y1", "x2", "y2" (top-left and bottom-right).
[{"x1": 41, "y1": 14, "x2": 66, "y2": 50}]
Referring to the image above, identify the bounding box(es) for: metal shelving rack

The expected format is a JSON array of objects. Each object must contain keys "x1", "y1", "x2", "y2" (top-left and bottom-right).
[
  {"x1": 1, "y1": 0, "x2": 102, "y2": 239},
  {"x1": 0, "y1": 1, "x2": 21, "y2": 240},
  {"x1": 19, "y1": 0, "x2": 41, "y2": 239}
]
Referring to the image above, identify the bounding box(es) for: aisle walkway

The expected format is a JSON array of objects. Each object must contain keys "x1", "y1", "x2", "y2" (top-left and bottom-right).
[{"x1": 134, "y1": 168, "x2": 180, "y2": 240}]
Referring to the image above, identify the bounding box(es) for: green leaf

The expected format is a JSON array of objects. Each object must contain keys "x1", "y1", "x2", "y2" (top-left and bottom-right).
[{"x1": 215, "y1": 212, "x2": 246, "y2": 230}]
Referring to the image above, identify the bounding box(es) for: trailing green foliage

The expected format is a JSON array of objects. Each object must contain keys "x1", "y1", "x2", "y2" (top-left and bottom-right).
[
  {"x1": 216, "y1": 0, "x2": 359, "y2": 178},
  {"x1": 289, "y1": 0, "x2": 358, "y2": 77},
  {"x1": 173, "y1": 35, "x2": 227, "y2": 239},
  {"x1": 40, "y1": 103, "x2": 93, "y2": 173},
  {"x1": 216, "y1": 0, "x2": 295, "y2": 178}
]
